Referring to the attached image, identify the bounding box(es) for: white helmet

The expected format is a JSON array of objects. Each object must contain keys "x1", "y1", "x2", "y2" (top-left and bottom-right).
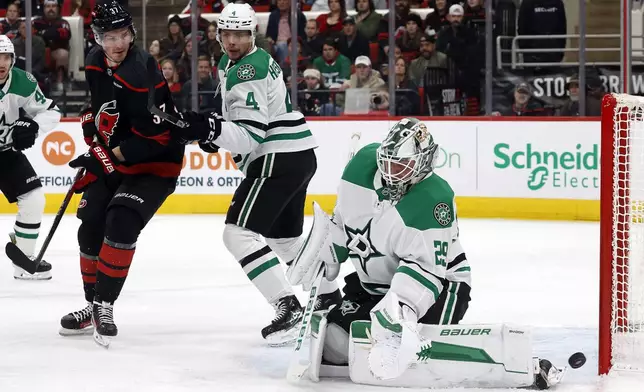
[
  {"x1": 0, "y1": 35, "x2": 15, "y2": 68},
  {"x1": 216, "y1": 3, "x2": 257, "y2": 47}
]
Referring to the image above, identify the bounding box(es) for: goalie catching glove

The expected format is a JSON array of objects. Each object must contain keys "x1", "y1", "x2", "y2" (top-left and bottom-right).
[{"x1": 286, "y1": 202, "x2": 347, "y2": 290}]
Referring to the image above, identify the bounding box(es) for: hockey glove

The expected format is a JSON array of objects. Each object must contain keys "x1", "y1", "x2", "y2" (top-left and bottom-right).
[
  {"x1": 175, "y1": 111, "x2": 222, "y2": 145},
  {"x1": 68, "y1": 145, "x2": 121, "y2": 193},
  {"x1": 80, "y1": 107, "x2": 97, "y2": 146},
  {"x1": 10, "y1": 117, "x2": 39, "y2": 151},
  {"x1": 199, "y1": 141, "x2": 220, "y2": 154}
]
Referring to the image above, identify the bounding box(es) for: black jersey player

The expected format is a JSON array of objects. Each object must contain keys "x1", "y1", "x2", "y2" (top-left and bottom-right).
[{"x1": 58, "y1": 1, "x2": 184, "y2": 347}]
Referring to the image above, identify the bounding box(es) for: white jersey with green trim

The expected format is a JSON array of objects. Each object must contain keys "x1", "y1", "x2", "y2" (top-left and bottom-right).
[
  {"x1": 0, "y1": 67, "x2": 61, "y2": 150},
  {"x1": 332, "y1": 143, "x2": 471, "y2": 317},
  {"x1": 216, "y1": 47, "x2": 317, "y2": 173}
]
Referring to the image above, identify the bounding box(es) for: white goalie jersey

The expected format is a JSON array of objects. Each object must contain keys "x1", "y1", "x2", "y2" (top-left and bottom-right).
[
  {"x1": 215, "y1": 47, "x2": 317, "y2": 173},
  {"x1": 332, "y1": 143, "x2": 471, "y2": 317},
  {"x1": 0, "y1": 68, "x2": 60, "y2": 150}
]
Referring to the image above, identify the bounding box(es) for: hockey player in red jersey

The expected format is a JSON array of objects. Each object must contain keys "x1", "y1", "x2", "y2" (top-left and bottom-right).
[{"x1": 58, "y1": 1, "x2": 184, "y2": 347}]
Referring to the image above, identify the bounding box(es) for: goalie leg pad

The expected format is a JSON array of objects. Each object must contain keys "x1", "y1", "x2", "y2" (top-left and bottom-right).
[
  {"x1": 349, "y1": 322, "x2": 536, "y2": 389},
  {"x1": 308, "y1": 312, "x2": 351, "y2": 382}
]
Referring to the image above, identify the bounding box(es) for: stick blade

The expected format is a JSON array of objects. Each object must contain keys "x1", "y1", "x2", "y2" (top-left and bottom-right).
[
  {"x1": 5, "y1": 242, "x2": 38, "y2": 274},
  {"x1": 286, "y1": 359, "x2": 310, "y2": 383}
]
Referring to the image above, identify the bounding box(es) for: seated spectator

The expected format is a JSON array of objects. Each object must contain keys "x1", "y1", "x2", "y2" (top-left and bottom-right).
[
  {"x1": 149, "y1": 39, "x2": 162, "y2": 62},
  {"x1": 557, "y1": 74, "x2": 603, "y2": 117},
  {"x1": 425, "y1": 0, "x2": 450, "y2": 34},
  {"x1": 266, "y1": 0, "x2": 306, "y2": 65},
  {"x1": 283, "y1": 36, "x2": 312, "y2": 82},
  {"x1": 0, "y1": 3, "x2": 21, "y2": 40},
  {"x1": 200, "y1": 22, "x2": 222, "y2": 67},
  {"x1": 68, "y1": 0, "x2": 96, "y2": 57},
  {"x1": 316, "y1": 0, "x2": 347, "y2": 38},
  {"x1": 160, "y1": 15, "x2": 185, "y2": 61},
  {"x1": 160, "y1": 58, "x2": 182, "y2": 95},
  {"x1": 463, "y1": 0, "x2": 485, "y2": 29},
  {"x1": 179, "y1": 55, "x2": 220, "y2": 112},
  {"x1": 299, "y1": 68, "x2": 341, "y2": 115},
  {"x1": 378, "y1": 45, "x2": 402, "y2": 82},
  {"x1": 338, "y1": 16, "x2": 369, "y2": 63},
  {"x1": 377, "y1": 0, "x2": 410, "y2": 56},
  {"x1": 393, "y1": 57, "x2": 419, "y2": 115},
  {"x1": 33, "y1": 0, "x2": 71, "y2": 91},
  {"x1": 408, "y1": 33, "x2": 447, "y2": 86},
  {"x1": 436, "y1": 5, "x2": 476, "y2": 76},
  {"x1": 12, "y1": 19, "x2": 47, "y2": 83},
  {"x1": 180, "y1": 0, "x2": 211, "y2": 36},
  {"x1": 176, "y1": 33, "x2": 205, "y2": 84},
  {"x1": 518, "y1": 0, "x2": 567, "y2": 65},
  {"x1": 494, "y1": 83, "x2": 547, "y2": 116},
  {"x1": 312, "y1": 38, "x2": 351, "y2": 87},
  {"x1": 396, "y1": 13, "x2": 422, "y2": 59},
  {"x1": 354, "y1": 0, "x2": 381, "y2": 42},
  {"x1": 340, "y1": 55, "x2": 386, "y2": 110},
  {"x1": 303, "y1": 19, "x2": 324, "y2": 58}
]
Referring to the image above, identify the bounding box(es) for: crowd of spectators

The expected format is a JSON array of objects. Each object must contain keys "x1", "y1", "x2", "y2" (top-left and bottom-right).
[{"x1": 0, "y1": 0, "x2": 599, "y2": 117}]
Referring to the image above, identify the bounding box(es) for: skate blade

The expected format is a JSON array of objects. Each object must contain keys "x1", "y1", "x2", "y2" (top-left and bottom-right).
[
  {"x1": 13, "y1": 270, "x2": 52, "y2": 280},
  {"x1": 59, "y1": 326, "x2": 94, "y2": 337},
  {"x1": 93, "y1": 330, "x2": 112, "y2": 349},
  {"x1": 265, "y1": 325, "x2": 300, "y2": 347}
]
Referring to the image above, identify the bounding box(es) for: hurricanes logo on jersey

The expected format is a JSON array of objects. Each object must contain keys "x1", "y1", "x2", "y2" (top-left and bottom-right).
[
  {"x1": 237, "y1": 64, "x2": 255, "y2": 81},
  {"x1": 96, "y1": 100, "x2": 120, "y2": 144},
  {"x1": 345, "y1": 219, "x2": 383, "y2": 275}
]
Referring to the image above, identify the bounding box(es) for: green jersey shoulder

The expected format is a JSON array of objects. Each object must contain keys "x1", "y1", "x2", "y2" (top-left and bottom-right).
[
  {"x1": 341, "y1": 143, "x2": 380, "y2": 190},
  {"x1": 219, "y1": 48, "x2": 282, "y2": 91},
  {"x1": 340, "y1": 141, "x2": 455, "y2": 231},
  {"x1": 4, "y1": 68, "x2": 39, "y2": 99}
]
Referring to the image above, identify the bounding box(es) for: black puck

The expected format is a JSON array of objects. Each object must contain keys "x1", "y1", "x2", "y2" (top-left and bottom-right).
[{"x1": 568, "y1": 352, "x2": 586, "y2": 369}]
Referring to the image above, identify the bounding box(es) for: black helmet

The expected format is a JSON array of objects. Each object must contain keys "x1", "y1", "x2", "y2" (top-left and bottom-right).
[{"x1": 91, "y1": 0, "x2": 134, "y2": 35}]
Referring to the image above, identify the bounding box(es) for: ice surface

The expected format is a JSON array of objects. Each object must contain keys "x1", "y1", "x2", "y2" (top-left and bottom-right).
[{"x1": 0, "y1": 215, "x2": 642, "y2": 391}]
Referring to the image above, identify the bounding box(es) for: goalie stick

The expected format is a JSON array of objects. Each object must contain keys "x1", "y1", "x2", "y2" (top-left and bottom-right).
[
  {"x1": 286, "y1": 131, "x2": 362, "y2": 383},
  {"x1": 6, "y1": 169, "x2": 85, "y2": 274}
]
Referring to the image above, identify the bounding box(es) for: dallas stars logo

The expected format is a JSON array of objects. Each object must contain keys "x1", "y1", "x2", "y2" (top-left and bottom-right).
[
  {"x1": 237, "y1": 64, "x2": 256, "y2": 81},
  {"x1": 0, "y1": 113, "x2": 11, "y2": 145},
  {"x1": 345, "y1": 219, "x2": 383, "y2": 275}
]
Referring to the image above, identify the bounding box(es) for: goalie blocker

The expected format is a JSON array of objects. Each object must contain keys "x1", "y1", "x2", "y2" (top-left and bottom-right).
[{"x1": 306, "y1": 317, "x2": 565, "y2": 389}]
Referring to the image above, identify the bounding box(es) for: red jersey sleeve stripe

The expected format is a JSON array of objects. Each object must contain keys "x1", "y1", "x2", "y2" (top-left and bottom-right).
[
  {"x1": 130, "y1": 127, "x2": 171, "y2": 146},
  {"x1": 85, "y1": 65, "x2": 103, "y2": 72},
  {"x1": 114, "y1": 74, "x2": 148, "y2": 92}
]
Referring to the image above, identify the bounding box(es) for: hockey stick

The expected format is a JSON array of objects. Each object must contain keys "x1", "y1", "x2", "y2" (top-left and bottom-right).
[
  {"x1": 286, "y1": 131, "x2": 362, "y2": 383},
  {"x1": 6, "y1": 169, "x2": 85, "y2": 274},
  {"x1": 146, "y1": 59, "x2": 189, "y2": 129}
]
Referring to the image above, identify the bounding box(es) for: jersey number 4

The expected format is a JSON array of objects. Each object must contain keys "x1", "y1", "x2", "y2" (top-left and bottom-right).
[{"x1": 245, "y1": 91, "x2": 293, "y2": 112}]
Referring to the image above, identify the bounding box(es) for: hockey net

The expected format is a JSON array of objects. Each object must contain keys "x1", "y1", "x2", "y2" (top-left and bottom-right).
[{"x1": 600, "y1": 93, "x2": 644, "y2": 374}]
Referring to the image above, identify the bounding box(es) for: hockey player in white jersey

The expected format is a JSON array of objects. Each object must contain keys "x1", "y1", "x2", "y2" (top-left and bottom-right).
[
  {"x1": 175, "y1": 3, "x2": 341, "y2": 344},
  {"x1": 0, "y1": 35, "x2": 61, "y2": 280},
  {"x1": 287, "y1": 118, "x2": 565, "y2": 389}
]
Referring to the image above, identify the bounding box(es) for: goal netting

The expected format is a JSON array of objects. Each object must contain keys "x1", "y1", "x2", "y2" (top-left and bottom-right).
[{"x1": 600, "y1": 93, "x2": 644, "y2": 374}]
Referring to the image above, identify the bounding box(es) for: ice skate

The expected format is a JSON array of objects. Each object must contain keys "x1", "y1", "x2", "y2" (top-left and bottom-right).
[
  {"x1": 533, "y1": 358, "x2": 567, "y2": 390},
  {"x1": 262, "y1": 295, "x2": 303, "y2": 346},
  {"x1": 13, "y1": 259, "x2": 52, "y2": 280},
  {"x1": 59, "y1": 302, "x2": 93, "y2": 336},
  {"x1": 92, "y1": 300, "x2": 117, "y2": 348},
  {"x1": 9, "y1": 232, "x2": 52, "y2": 280}
]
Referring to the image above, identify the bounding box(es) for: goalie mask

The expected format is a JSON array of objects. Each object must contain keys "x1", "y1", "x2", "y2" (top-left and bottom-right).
[{"x1": 376, "y1": 118, "x2": 438, "y2": 200}]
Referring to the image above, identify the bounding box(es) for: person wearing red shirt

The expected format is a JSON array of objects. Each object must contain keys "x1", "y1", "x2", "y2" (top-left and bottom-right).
[{"x1": 32, "y1": 0, "x2": 71, "y2": 90}]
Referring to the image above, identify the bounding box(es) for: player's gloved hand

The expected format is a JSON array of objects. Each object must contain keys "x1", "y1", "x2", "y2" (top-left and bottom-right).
[
  {"x1": 199, "y1": 141, "x2": 220, "y2": 154},
  {"x1": 68, "y1": 145, "x2": 121, "y2": 193},
  {"x1": 80, "y1": 107, "x2": 97, "y2": 146},
  {"x1": 368, "y1": 293, "x2": 424, "y2": 380},
  {"x1": 10, "y1": 117, "x2": 39, "y2": 151},
  {"x1": 175, "y1": 111, "x2": 222, "y2": 145}
]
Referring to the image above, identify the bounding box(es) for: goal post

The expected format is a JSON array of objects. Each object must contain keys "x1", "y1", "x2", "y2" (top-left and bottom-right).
[{"x1": 600, "y1": 93, "x2": 644, "y2": 374}]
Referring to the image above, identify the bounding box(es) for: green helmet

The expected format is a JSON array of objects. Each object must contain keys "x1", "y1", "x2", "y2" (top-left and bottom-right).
[{"x1": 376, "y1": 118, "x2": 438, "y2": 200}]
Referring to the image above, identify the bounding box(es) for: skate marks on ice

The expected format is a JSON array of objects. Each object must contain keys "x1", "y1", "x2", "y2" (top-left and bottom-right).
[{"x1": 0, "y1": 216, "x2": 639, "y2": 391}]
